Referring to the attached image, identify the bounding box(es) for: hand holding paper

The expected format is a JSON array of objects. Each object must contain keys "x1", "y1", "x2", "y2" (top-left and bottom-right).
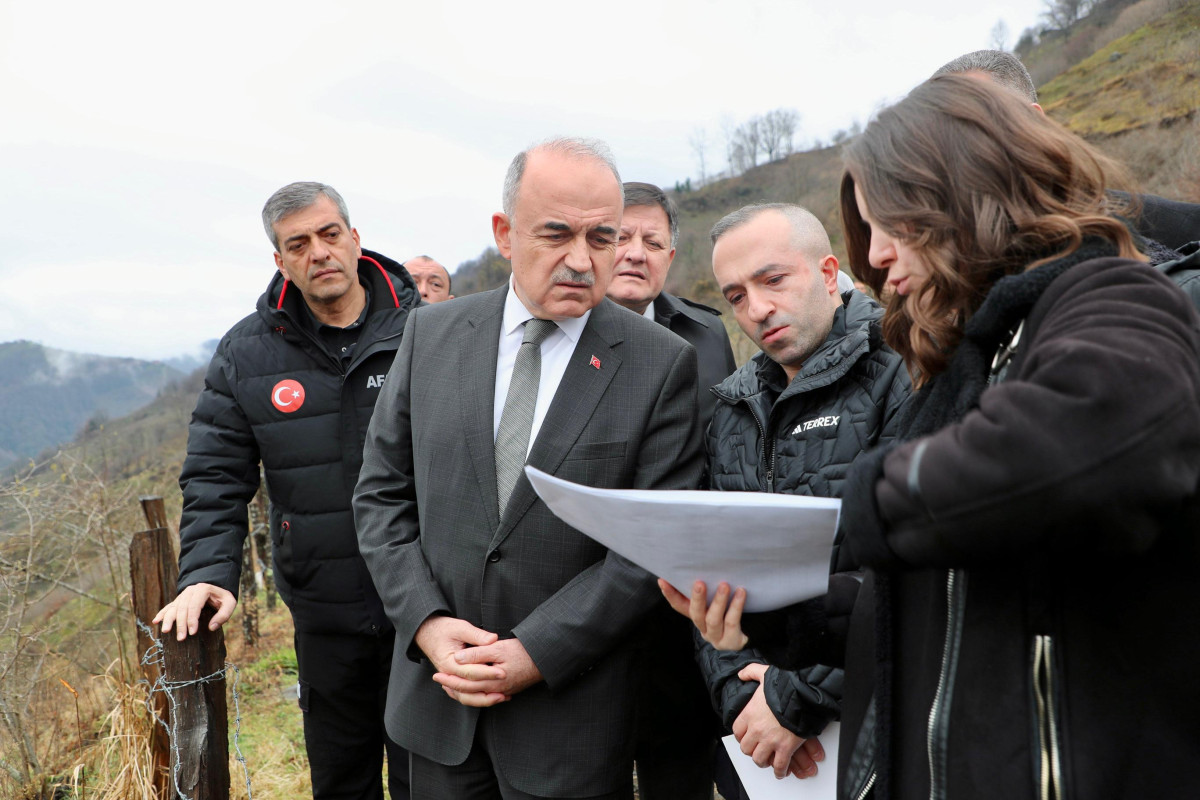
[{"x1": 658, "y1": 578, "x2": 750, "y2": 650}]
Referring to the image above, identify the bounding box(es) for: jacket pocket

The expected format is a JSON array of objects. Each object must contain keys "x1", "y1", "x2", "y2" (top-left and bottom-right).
[
  {"x1": 269, "y1": 505, "x2": 295, "y2": 594},
  {"x1": 1031, "y1": 634, "x2": 1064, "y2": 800},
  {"x1": 562, "y1": 440, "x2": 627, "y2": 462}
]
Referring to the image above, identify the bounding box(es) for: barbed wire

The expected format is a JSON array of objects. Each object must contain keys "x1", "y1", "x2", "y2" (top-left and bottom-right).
[{"x1": 136, "y1": 620, "x2": 254, "y2": 800}]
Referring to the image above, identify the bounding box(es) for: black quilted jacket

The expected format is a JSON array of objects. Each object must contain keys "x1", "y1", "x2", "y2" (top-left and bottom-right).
[{"x1": 176, "y1": 249, "x2": 420, "y2": 635}]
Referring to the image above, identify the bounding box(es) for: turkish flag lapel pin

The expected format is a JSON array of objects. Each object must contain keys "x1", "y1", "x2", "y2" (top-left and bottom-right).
[{"x1": 589, "y1": 355, "x2": 601, "y2": 369}]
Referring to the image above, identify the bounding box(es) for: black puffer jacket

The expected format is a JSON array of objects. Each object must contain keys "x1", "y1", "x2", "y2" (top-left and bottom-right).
[
  {"x1": 698, "y1": 290, "x2": 910, "y2": 737},
  {"x1": 838, "y1": 247, "x2": 1200, "y2": 800},
  {"x1": 706, "y1": 290, "x2": 910, "y2": 498},
  {"x1": 177, "y1": 250, "x2": 420, "y2": 635}
]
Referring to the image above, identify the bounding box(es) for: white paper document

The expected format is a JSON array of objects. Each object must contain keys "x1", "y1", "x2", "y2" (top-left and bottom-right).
[
  {"x1": 524, "y1": 467, "x2": 840, "y2": 612},
  {"x1": 721, "y1": 722, "x2": 840, "y2": 800}
]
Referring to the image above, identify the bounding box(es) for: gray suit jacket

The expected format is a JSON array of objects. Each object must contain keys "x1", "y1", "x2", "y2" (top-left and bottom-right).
[{"x1": 353, "y1": 287, "x2": 703, "y2": 796}]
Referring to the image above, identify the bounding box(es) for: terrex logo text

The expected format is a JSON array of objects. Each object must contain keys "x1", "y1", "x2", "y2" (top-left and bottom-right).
[{"x1": 791, "y1": 415, "x2": 840, "y2": 435}]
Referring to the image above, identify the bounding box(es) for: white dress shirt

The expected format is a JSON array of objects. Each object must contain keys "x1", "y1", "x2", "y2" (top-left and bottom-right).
[{"x1": 493, "y1": 282, "x2": 591, "y2": 456}]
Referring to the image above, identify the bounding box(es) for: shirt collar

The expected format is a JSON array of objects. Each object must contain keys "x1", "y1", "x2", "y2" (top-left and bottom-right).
[
  {"x1": 502, "y1": 277, "x2": 591, "y2": 343},
  {"x1": 299, "y1": 283, "x2": 372, "y2": 334}
]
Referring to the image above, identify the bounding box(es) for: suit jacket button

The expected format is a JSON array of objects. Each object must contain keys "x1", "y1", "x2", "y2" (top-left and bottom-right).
[{"x1": 488, "y1": 550, "x2": 502, "y2": 563}]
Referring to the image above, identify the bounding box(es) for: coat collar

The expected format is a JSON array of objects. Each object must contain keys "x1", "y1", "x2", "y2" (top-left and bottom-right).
[
  {"x1": 258, "y1": 248, "x2": 421, "y2": 325},
  {"x1": 654, "y1": 291, "x2": 721, "y2": 330}
]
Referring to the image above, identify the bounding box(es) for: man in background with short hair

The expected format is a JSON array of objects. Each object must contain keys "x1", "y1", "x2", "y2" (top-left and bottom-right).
[
  {"x1": 405, "y1": 254, "x2": 455, "y2": 303},
  {"x1": 608, "y1": 182, "x2": 736, "y2": 429}
]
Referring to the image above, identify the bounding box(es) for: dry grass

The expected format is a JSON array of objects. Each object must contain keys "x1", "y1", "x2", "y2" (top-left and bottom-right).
[
  {"x1": 87, "y1": 667, "x2": 162, "y2": 800},
  {"x1": 1098, "y1": 114, "x2": 1200, "y2": 200}
]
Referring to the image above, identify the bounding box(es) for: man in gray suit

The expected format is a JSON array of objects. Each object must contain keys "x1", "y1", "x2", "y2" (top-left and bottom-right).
[{"x1": 353, "y1": 137, "x2": 704, "y2": 800}]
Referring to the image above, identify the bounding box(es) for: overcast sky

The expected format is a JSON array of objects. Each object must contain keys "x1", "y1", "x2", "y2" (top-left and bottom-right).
[{"x1": 1, "y1": 0, "x2": 1046, "y2": 361}]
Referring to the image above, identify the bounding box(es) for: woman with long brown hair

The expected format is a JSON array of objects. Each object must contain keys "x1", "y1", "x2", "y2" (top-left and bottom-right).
[{"x1": 836, "y1": 73, "x2": 1200, "y2": 800}]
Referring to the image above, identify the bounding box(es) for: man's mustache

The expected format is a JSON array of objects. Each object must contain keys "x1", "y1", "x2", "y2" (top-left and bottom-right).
[{"x1": 550, "y1": 267, "x2": 595, "y2": 287}]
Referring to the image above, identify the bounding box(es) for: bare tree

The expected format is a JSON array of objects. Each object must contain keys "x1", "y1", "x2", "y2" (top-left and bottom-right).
[
  {"x1": 730, "y1": 142, "x2": 752, "y2": 176},
  {"x1": 761, "y1": 109, "x2": 800, "y2": 161},
  {"x1": 721, "y1": 115, "x2": 741, "y2": 176},
  {"x1": 1041, "y1": 0, "x2": 1094, "y2": 30},
  {"x1": 726, "y1": 116, "x2": 763, "y2": 172},
  {"x1": 689, "y1": 128, "x2": 710, "y2": 185},
  {"x1": 741, "y1": 116, "x2": 762, "y2": 168},
  {"x1": 989, "y1": 19, "x2": 1010, "y2": 51},
  {"x1": 780, "y1": 110, "x2": 799, "y2": 156},
  {"x1": 761, "y1": 112, "x2": 783, "y2": 162}
]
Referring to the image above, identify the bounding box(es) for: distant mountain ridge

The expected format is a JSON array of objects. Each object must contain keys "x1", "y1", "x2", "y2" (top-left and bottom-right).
[{"x1": 0, "y1": 340, "x2": 186, "y2": 469}]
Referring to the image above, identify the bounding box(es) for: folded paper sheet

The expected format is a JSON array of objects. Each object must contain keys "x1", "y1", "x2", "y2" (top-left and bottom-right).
[{"x1": 525, "y1": 466, "x2": 841, "y2": 612}]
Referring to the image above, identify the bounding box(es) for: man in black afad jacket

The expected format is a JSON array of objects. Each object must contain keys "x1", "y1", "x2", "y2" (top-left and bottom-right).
[
  {"x1": 680, "y1": 204, "x2": 910, "y2": 799},
  {"x1": 154, "y1": 182, "x2": 421, "y2": 800},
  {"x1": 606, "y1": 182, "x2": 737, "y2": 800}
]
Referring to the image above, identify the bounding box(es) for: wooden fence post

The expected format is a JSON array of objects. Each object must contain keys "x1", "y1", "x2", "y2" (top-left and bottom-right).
[
  {"x1": 131, "y1": 495, "x2": 230, "y2": 800},
  {"x1": 139, "y1": 496, "x2": 169, "y2": 531},
  {"x1": 162, "y1": 607, "x2": 229, "y2": 800},
  {"x1": 129, "y1": 508, "x2": 178, "y2": 798}
]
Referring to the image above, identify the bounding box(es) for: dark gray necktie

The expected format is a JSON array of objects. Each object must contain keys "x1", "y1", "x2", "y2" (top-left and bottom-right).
[{"x1": 495, "y1": 318, "x2": 557, "y2": 512}]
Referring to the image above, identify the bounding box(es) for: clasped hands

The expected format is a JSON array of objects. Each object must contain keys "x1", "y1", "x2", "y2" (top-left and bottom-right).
[
  {"x1": 659, "y1": 578, "x2": 825, "y2": 780},
  {"x1": 414, "y1": 615, "x2": 542, "y2": 707}
]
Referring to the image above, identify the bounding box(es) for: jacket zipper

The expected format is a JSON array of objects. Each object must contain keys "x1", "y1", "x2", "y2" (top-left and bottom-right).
[
  {"x1": 855, "y1": 769, "x2": 877, "y2": 800},
  {"x1": 717, "y1": 355, "x2": 852, "y2": 495},
  {"x1": 926, "y1": 568, "x2": 967, "y2": 800},
  {"x1": 1032, "y1": 634, "x2": 1062, "y2": 800},
  {"x1": 765, "y1": 435, "x2": 777, "y2": 494},
  {"x1": 738, "y1": 399, "x2": 777, "y2": 493}
]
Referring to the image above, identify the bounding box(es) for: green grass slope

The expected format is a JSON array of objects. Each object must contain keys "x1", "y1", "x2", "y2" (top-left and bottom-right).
[{"x1": 1039, "y1": 1, "x2": 1200, "y2": 136}]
